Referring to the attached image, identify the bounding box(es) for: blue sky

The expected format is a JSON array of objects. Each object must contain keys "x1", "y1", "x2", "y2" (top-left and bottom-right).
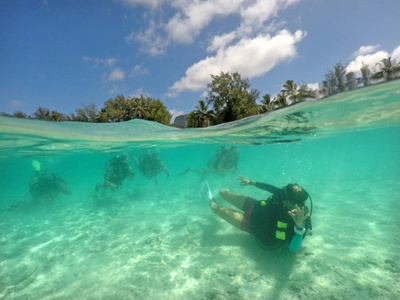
[{"x1": 1, "y1": 0, "x2": 400, "y2": 121}]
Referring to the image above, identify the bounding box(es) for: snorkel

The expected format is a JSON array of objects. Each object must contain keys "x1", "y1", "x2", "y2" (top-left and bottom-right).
[{"x1": 303, "y1": 193, "x2": 313, "y2": 235}]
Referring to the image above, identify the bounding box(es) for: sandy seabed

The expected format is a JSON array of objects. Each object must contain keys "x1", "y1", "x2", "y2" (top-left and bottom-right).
[{"x1": 1, "y1": 178, "x2": 399, "y2": 300}]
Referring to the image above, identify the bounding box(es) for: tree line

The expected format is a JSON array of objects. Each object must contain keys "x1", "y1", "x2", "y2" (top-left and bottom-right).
[
  {"x1": 1, "y1": 95, "x2": 173, "y2": 125},
  {"x1": 2, "y1": 56, "x2": 399, "y2": 127}
]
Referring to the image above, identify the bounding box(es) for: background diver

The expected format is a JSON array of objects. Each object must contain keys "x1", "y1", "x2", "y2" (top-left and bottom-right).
[
  {"x1": 179, "y1": 145, "x2": 240, "y2": 181},
  {"x1": 131, "y1": 151, "x2": 170, "y2": 182},
  {"x1": 96, "y1": 155, "x2": 134, "y2": 191},
  {"x1": 29, "y1": 160, "x2": 71, "y2": 203}
]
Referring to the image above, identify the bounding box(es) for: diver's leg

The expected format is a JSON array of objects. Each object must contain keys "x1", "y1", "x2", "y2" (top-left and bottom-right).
[
  {"x1": 209, "y1": 199, "x2": 243, "y2": 229},
  {"x1": 177, "y1": 167, "x2": 192, "y2": 176},
  {"x1": 219, "y1": 189, "x2": 247, "y2": 211},
  {"x1": 95, "y1": 183, "x2": 106, "y2": 191}
]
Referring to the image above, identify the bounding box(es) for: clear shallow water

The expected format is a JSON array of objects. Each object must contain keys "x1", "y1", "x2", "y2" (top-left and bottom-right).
[{"x1": 0, "y1": 80, "x2": 399, "y2": 299}]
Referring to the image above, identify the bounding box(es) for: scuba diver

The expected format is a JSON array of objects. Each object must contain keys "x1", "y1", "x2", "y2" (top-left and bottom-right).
[
  {"x1": 179, "y1": 145, "x2": 240, "y2": 181},
  {"x1": 209, "y1": 175, "x2": 313, "y2": 252},
  {"x1": 96, "y1": 155, "x2": 134, "y2": 191},
  {"x1": 207, "y1": 146, "x2": 239, "y2": 172},
  {"x1": 29, "y1": 161, "x2": 71, "y2": 203},
  {"x1": 131, "y1": 151, "x2": 170, "y2": 181}
]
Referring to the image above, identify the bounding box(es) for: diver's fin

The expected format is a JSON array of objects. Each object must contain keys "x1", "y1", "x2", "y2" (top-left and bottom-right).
[
  {"x1": 199, "y1": 181, "x2": 213, "y2": 200},
  {"x1": 32, "y1": 160, "x2": 41, "y2": 172},
  {"x1": 177, "y1": 167, "x2": 191, "y2": 176}
]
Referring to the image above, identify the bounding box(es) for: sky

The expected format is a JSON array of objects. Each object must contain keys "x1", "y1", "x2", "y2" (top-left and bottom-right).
[{"x1": 1, "y1": 0, "x2": 400, "y2": 122}]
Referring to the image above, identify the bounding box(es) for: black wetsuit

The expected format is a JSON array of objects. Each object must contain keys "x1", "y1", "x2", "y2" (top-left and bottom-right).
[{"x1": 249, "y1": 183, "x2": 296, "y2": 248}]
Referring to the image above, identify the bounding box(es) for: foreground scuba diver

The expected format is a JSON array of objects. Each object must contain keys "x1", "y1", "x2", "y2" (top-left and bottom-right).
[
  {"x1": 29, "y1": 161, "x2": 71, "y2": 203},
  {"x1": 96, "y1": 155, "x2": 134, "y2": 191},
  {"x1": 210, "y1": 175, "x2": 312, "y2": 252}
]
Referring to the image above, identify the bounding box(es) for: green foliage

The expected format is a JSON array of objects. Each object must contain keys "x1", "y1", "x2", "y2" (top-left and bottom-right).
[
  {"x1": 13, "y1": 111, "x2": 29, "y2": 118},
  {"x1": 372, "y1": 57, "x2": 400, "y2": 81},
  {"x1": 99, "y1": 94, "x2": 171, "y2": 125},
  {"x1": 143, "y1": 97, "x2": 172, "y2": 125},
  {"x1": 32, "y1": 107, "x2": 69, "y2": 122},
  {"x1": 346, "y1": 72, "x2": 356, "y2": 90},
  {"x1": 335, "y1": 64, "x2": 347, "y2": 93},
  {"x1": 7, "y1": 95, "x2": 171, "y2": 125},
  {"x1": 281, "y1": 80, "x2": 297, "y2": 105},
  {"x1": 0, "y1": 111, "x2": 30, "y2": 118},
  {"x1": 361, "y1": 62, "x2": 371, "y2": 86},
  {"x1": 70, "y1": 103, "x2": 99, "y2": 122},
  {"x1": 324, "y1": 63, "x2": 347, "y2": 95},
  {"x1": 50, "y1": 110, "x2": 68, "y2": 122},
  {"x1": 189, "y1": 100, "x2": 215, "y2": 127},
  {"x1": 297, "y1": 82, "x2": 317, "y2": 101},
  {"x1": 206, "y1": 71, "x2": 259, "y2": 123},
  {"x1": 259, "y1": 94, "x2": 272, "y2": 113},
  {"x1": 33, "y1": 107, "x2": 51, "y2": 120},
  {"x1": 186, "y1": 111, "x2": 195, "y2": 127},
  {"x1": 102, "y1": 94, "x2": 135, "y2": 122},
  {"x1": 133, "y1": 97, "x2": 146, "y2": 119},
  {"x1": 273, "y1": 93, "x2": 287, "y2": 109}
]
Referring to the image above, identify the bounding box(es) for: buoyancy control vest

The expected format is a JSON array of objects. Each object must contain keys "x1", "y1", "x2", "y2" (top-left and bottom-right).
[
  {"x1": 250, "y1": 200, "x2": 295, "y2": 248},
  {"x1": 250, "y1": 199, "x2": 312, "y2": 249}
]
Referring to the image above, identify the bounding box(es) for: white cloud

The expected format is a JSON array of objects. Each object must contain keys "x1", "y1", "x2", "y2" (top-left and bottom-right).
[
  {"x1": 238, "y1": 0, "x2": 297, "y2": 35},
  {"x1": 166, "y1": 0, "x2": 243, "y2": 44},
  {"x1": 130, "y1": 64, "x2": 150, "y2": 77},
  {"x1": 352, "y1": 45, "x2": 380, "y2": 57},
  {"x1": 123, "y1": 0, "x2": 301, "y2": 55},
  {"x1": 115, "y1": 0, "x2": 165, "y2": 10},
  {"x1": 126, "y1": 20, "x2": 167, "y2": 56},
  {"x1": 346, "y1": 45, "x2": 400, "y2": 76},
  {"x1": 207, "y1": 32, "x2": 236, "y2": 53},
  {"x1": 168, "y1": 30, "x2": 306, "y2": 96},
  {"x1": 306, "y1": 82, "x2": 320, "y2": 90},
  {"x1": 82, "y1": 56, "x2": 117, "y2": 68},
  {"x1": 392, "y1": 45, "x2": 400, "y2": 62},
  {"x1": 346, "y1": 50, "x2": 390, "y2": 74},
  {"x1": 165, "y1": 0, "x2": 300, "y2": 44},
  {"x1": 108, "y1": 68, "x2": 126, "y2": 81}
]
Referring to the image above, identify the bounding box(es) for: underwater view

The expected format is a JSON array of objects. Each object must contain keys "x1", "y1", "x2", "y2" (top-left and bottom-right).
[{"x1": 1, "y1": 80, "x2": 399, "y2": 300}]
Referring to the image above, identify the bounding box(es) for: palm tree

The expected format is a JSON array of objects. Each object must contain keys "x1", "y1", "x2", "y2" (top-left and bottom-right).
[
  {"x1": 281, "y1": 80, "x2": 298, "y2": 104},
  {"x1": 372, "y1": 57, "x2": 400, "y2": 81},
  {"x1": 193, "y1": 100, "x2": 215, "y2": 127},
  {"x1": 259, "y1": 94, "x2": 272, "y2": 113},
  {"x1": 133, "y1": 97, "x2": 146, "y2": 119},
  {"x1": 360, "y1": 62, "x2": 371, "y2": 86},
  {"x1": 283, "y1": 80, "x2": 317, "y2": 104},
  {"x1": 346, "y1": 72, "x2": 356, "y2": 90},
  {"x1": 272, "y1": 93, "x2": 287, "y2": 109},
  {"x1": 297, "y1": 82, "x2": 317, "y2": 101},
  {"x1": 324, "y1": 63, "x2": 346, "y2": 95},
  {"x1": 334, "y1": 63, "x2": 346, "y2": 92}
]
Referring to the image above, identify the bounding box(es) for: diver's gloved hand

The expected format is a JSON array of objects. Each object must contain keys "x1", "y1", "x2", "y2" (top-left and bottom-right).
[
  {"x1": 288, "y1": 204, "x2": 307, "y2": 228},
  {"x1": 237, "y1": 175, "x2": 254, "y2": 186}
]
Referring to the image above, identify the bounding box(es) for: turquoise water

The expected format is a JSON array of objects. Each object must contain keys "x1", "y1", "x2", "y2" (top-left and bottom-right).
[{"x1": 0, "y1": 80, "x2": 399, "y2": 299}]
